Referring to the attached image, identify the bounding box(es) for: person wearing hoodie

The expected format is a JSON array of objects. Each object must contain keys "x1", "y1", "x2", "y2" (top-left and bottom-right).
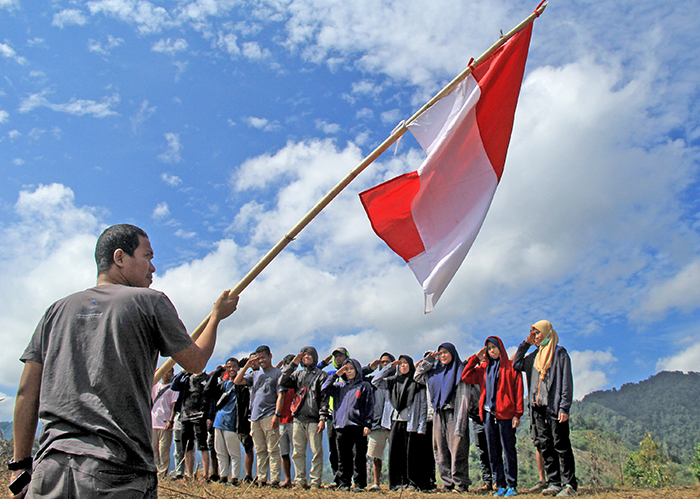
[
  {"x1": 318, "y1": 346, "x2": 350, "y2": 486},
  {"x1": 279, "y1": 346, "x2": 330, "y2": 489},
  {"x1": 365, "y1": 352, "x2": 396, "y2": 491},
  {"x1": 463, "y1": 337, "x2": 524, "y2": 497},
  {"x1": 512, "y1": 321, "x2": 578, "y2": 497},
  {"x1": 415, "y1": 343, "x2": 471, "y2": 493},
  {"x1": 321, "y1": 358, "x2": 374, "y2": 491},
  {"x1": 373, "y1": 355, "x2": 430, "y2": 491}
]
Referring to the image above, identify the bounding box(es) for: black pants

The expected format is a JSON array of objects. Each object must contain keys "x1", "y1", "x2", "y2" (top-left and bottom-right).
[
  {"x1": 531, "y1": 405, "x2": 577, "y2": 490},
  {"x1": 471, "y1": 416, "x2": 493, "y2": 485},
  {"x1": 336, "y1": 426, "x2": 368, "y2": 489},
  {"x1": 388, "y1": 421, "x2": 432, "y2": 490},
  {"x1": 327, "y1": 424, "x2": 340, "y2": 484}
]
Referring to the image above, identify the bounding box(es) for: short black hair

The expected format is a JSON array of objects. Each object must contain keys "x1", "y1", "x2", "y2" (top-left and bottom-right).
[
  {"x1": 283, "y1": 354, "x2": 295, "y2": 366},
  {"x1": 95, "y1": 224, "x2": 148, "y2": 274},
  {"x1": 255, "y1": 345, "x2": 271, "y2": 356},
  {"x1": 226, "y1": 357, "x2": 239, "y2": 366}
]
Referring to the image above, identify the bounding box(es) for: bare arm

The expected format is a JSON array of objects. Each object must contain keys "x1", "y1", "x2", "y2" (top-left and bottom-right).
[
  {"x1": 11, "y1": 360, "x2": 42, "y2": 493},
  {"x1": 172, "y1": 290, "x2": 239, "y2": 373}
]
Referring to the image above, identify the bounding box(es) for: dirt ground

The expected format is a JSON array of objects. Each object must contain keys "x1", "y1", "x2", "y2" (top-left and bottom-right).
[
  {"x1": 155, "y1": 479, "x2": 700, "y2": 499},
  {"x1": 2, "y1": 468, "x2": 699, "y2": 498}
]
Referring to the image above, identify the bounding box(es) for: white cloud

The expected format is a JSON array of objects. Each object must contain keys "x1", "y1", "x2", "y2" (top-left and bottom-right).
[
  {"x1": 656, "y1": 340, "x2": 700, "y2": 373},
  {"x1": 0, "y1": 185, "x2": 100, "y2": 389},
  {"x1": 87, "y1": 0, "x2": 174, "y2": 35},
  {"x1": 216, "y1": 32, "x2": 240, "y2": 56},
  {"x1": 570, "y1": 350, "x2": 617, "y2": 400},
  {"x1": 241, "y1": 41, "x2": 269, "y2": 60},
  {"x1": 0, "y1": 109, "x2": 8, "y2": 124},
  {"x1": 8, "y1": 130, "x2": 20, "y2": 140},
  {"x1": 19, "y1": 90, "x2": 120, "y2": 118},
  {"x1": 152, "y1": 202, "x2": 170, "y2": 220},
  {"x1": 245, "y1": 116, "x2": 280, "y2": 132},
  {"x1": 315, "y1": 119, "x2": 340, "y2": 134},
  {"x1": 131, "y1": 100, "x2": 156, "y2": 132},
  {"x1": 174, "y1": 229, "x2": 197, "y2": 239},
  {"x1": 158, "y1": 132, "x2": 182, "y2": 163},
  {"x1": 0, "y1": 0, "x2": 19, "y2": 10},
  {"x1": 160, "y1": 173, "x2": 183, "y2": 187},
  {"x1": 0, "y1": 42, "x2": 27, "y2": 65},
  {"x1": 633, "y1": 260, "x2": 700, "y2": 319},
  {"x1": 52, "y1": 9, "x2": 88, "y2": 28},
  {"x1": 88, "y1": 35, "x2": 124, "y2": 55},
  {"x1": 152, "y1": 38, "x2": 188, "y2": 55}
]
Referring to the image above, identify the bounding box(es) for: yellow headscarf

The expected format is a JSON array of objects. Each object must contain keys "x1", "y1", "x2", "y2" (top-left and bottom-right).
[{"x1": 533, "y1": 320, "x2": 559, "y2": 379}]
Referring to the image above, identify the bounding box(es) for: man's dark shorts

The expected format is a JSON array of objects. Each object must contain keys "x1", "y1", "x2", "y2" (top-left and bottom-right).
[
  {"x1": 28, "y1": 451, "x2": 157, "y2": 498},
  {"x1": 238, "y1": 433, "x2": 254, "y2": 452},
  {"x1": 181, "y1": 418, "x2": 209, "y2": 452}
]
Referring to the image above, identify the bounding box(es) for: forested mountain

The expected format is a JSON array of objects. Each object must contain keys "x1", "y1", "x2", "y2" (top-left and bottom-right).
[{"x1": 572, "y1": 371, "x2": 700, "y2": 463}]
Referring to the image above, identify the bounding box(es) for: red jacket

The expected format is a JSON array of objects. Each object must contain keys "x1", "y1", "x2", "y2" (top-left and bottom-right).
[{"x1": 461, "y1": 336, "x2": 524, "y2": 421}]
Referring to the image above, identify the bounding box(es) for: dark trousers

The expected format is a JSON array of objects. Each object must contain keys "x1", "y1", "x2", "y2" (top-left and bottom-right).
[
  {"x1": 419, "y1": 421, "x2": 437, "y2": 490},
  {"x1": 327, "y1": 424, "x2": 339, "y2": 484},
  {"x1": 484, "y1": 412, "x2": 518, "y2": 488},
  {"x1": 336, "y1": 426, "x2": 368, "y2": 489},
  {"x1": 531, "y1": 405, "x2": 578, "y2": 490},
  {"x1": 471, "y1": 416, "x2": 493, "y2": 485},
  {"x1": 388, "y1": 421, "x2": 432, "y2": 490}
]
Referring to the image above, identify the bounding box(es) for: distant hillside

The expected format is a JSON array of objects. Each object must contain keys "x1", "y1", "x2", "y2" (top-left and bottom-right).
[{"x1": 573, "y1": 371, "x2": 700, "y2": 463}]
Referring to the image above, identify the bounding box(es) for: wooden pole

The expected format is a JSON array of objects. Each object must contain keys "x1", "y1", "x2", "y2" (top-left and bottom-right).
[{"x1": 154, "y1": 2, "x2": 547, "y2": 384}]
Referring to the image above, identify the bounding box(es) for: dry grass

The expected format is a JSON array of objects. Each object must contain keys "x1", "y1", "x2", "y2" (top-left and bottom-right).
[
  {"x1": 2, "y1": 466, "x2": 698, "y2": 498},
  {"x1": 155, "y1": 478, "x2": 700, "y2": 499}
]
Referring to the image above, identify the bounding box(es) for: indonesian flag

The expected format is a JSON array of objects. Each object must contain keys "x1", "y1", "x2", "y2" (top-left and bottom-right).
[{"x1": 359, "y1": 24, "x2": 533, "y2": 313}]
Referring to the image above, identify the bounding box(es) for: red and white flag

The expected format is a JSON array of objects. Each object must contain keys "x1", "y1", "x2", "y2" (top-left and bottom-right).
[{"x1": 360, "y1": 24, "x2": 533, "y2": 313}]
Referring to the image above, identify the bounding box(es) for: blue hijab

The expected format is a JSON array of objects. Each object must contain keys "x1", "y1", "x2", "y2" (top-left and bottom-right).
[{"x1": 428, "y1": 342, "x2": 462, "y2": 410}]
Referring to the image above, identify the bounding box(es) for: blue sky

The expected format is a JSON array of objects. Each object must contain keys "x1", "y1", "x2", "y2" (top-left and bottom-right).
[{"x1": 1, "y1": 0, "x2": 699, "y2": 419}]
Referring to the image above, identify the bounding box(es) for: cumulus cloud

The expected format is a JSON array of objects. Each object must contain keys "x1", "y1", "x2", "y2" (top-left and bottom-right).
[
  {"x1": 0, "y1": 109, "x2": 8, "y2": 123},
  {"x1": 152, "y1": 38, "x2": 188, "y2": 55},
  {"x1": 88, "y1": 35, "x2": 124, "y2": 55},
  {"x1": 570, "y1": 350, "x2": 617, "y2": 400},
  {"x1": 160, "y1": 173, "x2": 183, "y2": 187},
  {"x1": 0, "y1": 42, "x2": 27, "y2": 65},
  {"x1": 19, "y1": 90, "x2": 120, "y2": 118},
  {"x1": 158, "y1": 132, "x2": 183, "y2": 163},
  {"x1": 245, "y1": 116, "x2": 280, "y2": 132},
  {"x1": 152, "y1": 202, "x2": 170, "y2": 221},
  {"x1": 52, "y1": 9, "x2": 89, "y2": 28},
  {"x1": 0, "y1": 185, "x2": 101, "y2": 395},
  {"x1": 656, "y1": 341, "x2": 700, "y2": 373},
  {"x1": 315, "y1": 119, "x2": 340, "y2": 134}
]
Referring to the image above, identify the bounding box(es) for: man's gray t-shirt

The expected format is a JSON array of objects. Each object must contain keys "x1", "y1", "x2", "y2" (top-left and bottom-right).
[
  {"x1": 244, "y1": 367, "x2": 283, "y2": 421},
  {"x1": 20, "y1": 285, "x2": 193, "y2": 472}
]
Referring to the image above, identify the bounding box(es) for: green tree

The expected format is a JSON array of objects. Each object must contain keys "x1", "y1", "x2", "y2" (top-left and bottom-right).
[
  {"x1": 691, "y1": 442, "x2": 700, "y2": 483},
  {"x1": 623, "y1": 434, "x2": 676, "y2": 487}
]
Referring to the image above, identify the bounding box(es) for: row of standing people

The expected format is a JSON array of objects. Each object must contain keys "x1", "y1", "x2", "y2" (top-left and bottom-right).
[{"x1": 151, "y1": 320, "x2": 577, "y2": 497}]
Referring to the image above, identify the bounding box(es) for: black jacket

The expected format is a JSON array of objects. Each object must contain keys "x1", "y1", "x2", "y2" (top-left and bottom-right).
[{"x1": 512, "y1": 341, "x2": 573, "y2": 418}]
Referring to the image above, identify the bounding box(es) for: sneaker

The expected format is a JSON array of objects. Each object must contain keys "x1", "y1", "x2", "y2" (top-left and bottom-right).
[
  {"x1": 542, "y1": 485, "x2": 563, "y2": 496},
  {"x1": 555, "y1": 485, "x2": 577, "y2": 497},
  {"x1": 504, "y1": 488, "x2": 518, "y2": 497},
  {"x1": 230, "y1": 478, "x2": 239, "y2": 486},
  {"x1": 525, "y1": 481, "x2": 546, "y2": 494},
  {"x1": 494, "y1": 488, "x2": 507, "y2": 497},
  {"x1": 367, "y1": 484, "x2": 381, "y2": 491},
  {"x1": 243, "y1": 475, "x2": 254, "y2": 484}
]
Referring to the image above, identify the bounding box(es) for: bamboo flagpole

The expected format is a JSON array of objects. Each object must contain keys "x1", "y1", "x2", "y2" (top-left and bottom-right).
[{"x1": 153, "y1": 1, "x2": 548, "y2": 384}]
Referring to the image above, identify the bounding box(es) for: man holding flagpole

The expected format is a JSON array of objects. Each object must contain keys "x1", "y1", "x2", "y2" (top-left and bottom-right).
[{"x1": 10, "y1": 224, "x2": 239, "y2": 498}]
